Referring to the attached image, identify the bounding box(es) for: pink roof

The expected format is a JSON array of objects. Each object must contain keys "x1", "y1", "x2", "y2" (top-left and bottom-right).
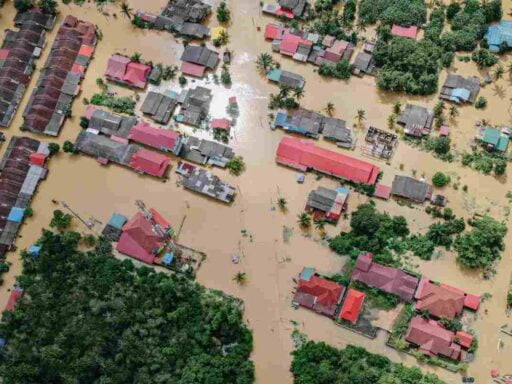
[
  {"x1": 374, "y1": 184, "x2": 391, "y2": 200},
  {"x1": 275, "y1": 8, "x2": 294, "y2": 18},
  {"x1": 135, "y1": 9, "x2": 157, "y2": 23},
  {"x1": 293, "y1": 273, "x2": 345, "y2": 317},
  {"x1": 78, "y1": 44, "x2": 94, "y2": 58},
  {"x1": 129, "y1": 149, "x2": 170, "y2": 177},
  {"x1": 5, "y1": 289, "x2": 23, "y2": 311},
  {"x1": 351, "y1": 253, "x2": 419, "y2": 301},
  {"x1": 29, "y1": 152, "x2": 47, "y2": 166},
  {"x1": 105, "y1": 54, "x2": 130, "y2": 80},
  {"x1": 464, "y1": 294, "x2": 481, "y2": 311},
  {"x1": 405, "y1": 317, "x2": 462, "y2": 360},
  {"x1": 339, "y1": 289, "x2": 365, "y2": 324},
  {"x1": 264, "y1": 23, "x2": 285, "y2": 40},
  {"x1": 149, "y1": 208, "x2": 172, "y2": 230},
  {"x1": 0, "y1": 49, "x2": 10, "y2": 60},
  {"x1": 129, "y1": 122, "x2": 180, "y2": 151},
  {"x1": 211, "y1": 118, "x2": 230, "y2": 131},
  {"x1": 229, "y1": 96, "x2": 237, "y2": 105},
  {"x1": 84, "y1": 106, "x2": 96, "y2": 119},
  {"x1": 71, "y1": 63, "x2": 85, "y2": 76},
  {"x1": 439, "y1": 125, "x2": 450, "y2": 137},
  {"x1": 116, "y1": 212, "x2": 163, "y2": 264},
  {"x1": 110, "y1": 135, "x2": 129, "y2": 144},
  {"x1": 455, "y1": 331, "x2": 473, "y2": 349},
  {"x1": 180, "y1": 61, "x2": 206, "y2": 77},
  {"x1": 276, "y1": 137, "x2": 380, "y2": 185},
  {"x1": 415, "y1": 278, "x2": 465, "y2": 320},
  {"x1": 123, "y1": 62, "x2": 150, "y2": 88},
  {"x1": 280, "y1": 32, "x2": 302, "y2": 55},
  {"x1": 391, "y1": 25, "x2": 418, "y2": 40}
]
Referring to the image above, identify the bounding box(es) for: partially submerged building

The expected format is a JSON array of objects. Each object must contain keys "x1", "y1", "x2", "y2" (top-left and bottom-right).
[
  {"x1": 266, "y1": 68, "x2": 305, "y2": 89},
  {"x1": 351, "y1": 253, "x2": 420, "y2": 302},
  {"x1": 128, "y1": 122, "x2": 181, "y2": 155},
  {"x1": 362, "y1": 126, "x2": 398, "y2": 160},
  {"x1": 177, "y1": 161, "x2": 236, "y2": 203},
  {"x1": 391, "y1": 25, "x2": 418, "y2": 40},
  {"x1": 305, "y1": 186, "x2": 349, "y2": 224},
  {"x1": 0, "y1": 10, "x2": 55, "y2": 127},
  {"x1": 105, "y1": 54, "x2": 151, "y2": 89},
  {"x1": 485, "y1": 20, "x2": 512, "y2": 52},
  {"x1": 276, "y1": 137, "x2": 380, "y2": 185},
  {"x1": 180, "y1": 45, "x2": 219, "y2": 77},
  {"x1": 351, "y1": 52, "x2": 376, "y2": 77},
  {"x1": 175, "y1": 86, "x2": 212, "y2": 127},
  {"x1": 22, "y1": 15, "x2": 97, "y2": 136},
  {"x1": 155, "y1": 0, "x2": 211, "y2": 39},
  {"x1": 278, "y1": 0, "x2": 308, "y2": 18},
  {"x1": 178, "y1": 136, "x2": 234, "y2": 168},
  {"x1": 338, "y1": 289, "x2": 365, "y2": 324},
  {"x1": 397, "y1": 104, "x2": 434, "y2": 137},
  {"x1": 75, "y1": 130, "x2": 138, "y2": 166},
  {"x1": 85, "y1": 106, "x2": 137, "y2": 138},
  {"x1": 391, "y1": 175, "x2": 432, "y2": 203},
  {"x1": 322, "y1": 117, "x2": 353, "y2": 148},
  {"x1": 0, "y1": 137, "x2": 49, "y2": 258},
  {"x1": 439, "y1": 74, "x2": 480, "y2": 104},
  {"x1": 292, "y1": 267, "x2": 345, "y2": 318},
  {"x1": 5, "y1": 288, "x2": 23, "y2": 311},
  {"x1": 140, "y1": 91, "x2": 177, "y2": 124},
  {"x1": 477, "y1": 126, "x2": 509, "y2": 152}
]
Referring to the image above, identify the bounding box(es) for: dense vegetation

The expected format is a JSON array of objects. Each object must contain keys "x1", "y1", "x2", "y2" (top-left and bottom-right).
[
  {"x1": 291, "y1": 341, "x2": 445, "y2": 384},
  {"x1": 358, "y1": 0, "x2": 426, "y2": 27},
  {"x1": 0, "y1": 230, "x2": 254, "y2": 383}
]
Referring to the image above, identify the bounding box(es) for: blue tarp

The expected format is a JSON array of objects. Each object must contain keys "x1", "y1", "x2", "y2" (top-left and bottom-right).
[
  {"x1": 7, "y1": 207, "x2": 24, "y2": 223},
  {"x1": 274, "y1": 112, "x2": 307, "y2": 135},
  {"x1": 266, "y1": 68, "x2": 282, "y2": 82},
  {"x1": 336, "y1": 187, "x2": 349, "y2": 195},
  {"x1": 451, "y1": 88, "x2": 471, "y2": 103},
  {"x1": 485, "y1": 21, "x2": 512, "y2": 52},
  {"x1": 108, "y1": 213, "x2": 128, "y2": 229},
  {"x1": 162, "y1": 252, "x2": 174, "y2": 266},
  {"x1": 300, "y1": 267, "x2": 314, "y2": 281},
  {"x1": 28, "y1": 245, "x2": 41, "y2": 257}
]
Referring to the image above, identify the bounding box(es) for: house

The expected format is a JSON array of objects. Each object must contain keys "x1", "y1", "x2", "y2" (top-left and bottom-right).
[
  {"x1": 322, "y1": 39, "x2": 354, "y2": 64},
  {"x1": 305, "y1": 186, "x2": 349, "y2": 224},
  {"x1": 455, "y1": 331, "x2": 473, "y2": 349},
  {"x1": 391, "y1": 175, "x2": 432, "y2": 203},
  {"x1": 102, "y1": 212, "x2": 128, "y2": 241},
  {"x1": 273, "y1": 109, "x2": 324, "y2": 137},
  {"x1": 175, "y1": 87, "x2": 213, "y2": 127},
  {"x1": 157, "y1": 0, "x2": 210, "y2": 37},
  {"x1": 339, "y1": 289, "x2": 365, "y2": 324},
  {"x1": 266, "y1": 68, "x2": 305, "y2": 89},
  {"x1": 480, "y1": 126, "x2": 509, "y2": 152},
  {"x1": 135, "y1": 9, "x2": 158, "y2": 24},
  {"x1": 391, "y1": 25, "x2": 418, "y2": 40},
  {"x1": 129, "y1": 149, "x2": 170, "y2": 177},
  {"x1": 116, "y1": 211, "x2": 165, "y2": 264},
  {"x1": 264, "y1": 23, "x2": 286, "y2": 40},
  {"x1": 128, "y1": 123, "x2": 181, "y2": 154},
  {"x1": 180, "y1": 45, "x2": 219, "y2": 76},
  {"x1": 105, "y1": 55, "x2": 151, "y2": 89},
  {"x1": 177, "y1": 161, "x2": 236, "y2": 203},
  {"x1": 278, "y1": 0, "x2": 308, "y2": 18},
  {"x1": 351, "y1": 52, "x2": 376, "y2": 76},
  {"x1": 86, "y1": 107, "x2": 137, "y2": 138},
  {"x1": 351, "y1": 253, "x2": 420, "y2": 302},
  {"x1": 414, "y1": 277, "x2": 480, "y2": 320},
  {"x1": 276, "y1": 137, "x2": 380, "y2": 185},
  {"x1": 485, "y1": 20, "x2": 512, "y2": 52},
  {"x1": 292, "y1": 267, "x2": 345, "y2": 318},
  {"x1": 74, "y1": 130, "x2": 139, "y2": 166},
  {"x1": 5, "y1": 288, "x2": 23, "y2": 311},
  {"x1": 374, "y1": 184, "x2": 392, "y2": 200},
  {"x1": 439, "y1": 125, "x2": 450, "y2": 137},
  {"x1": 322, "y1": 117, "x2": 353, "y2": 148},
  {"x1": 397, "y1": 104, "x2": 434, "y2": 137},
  {"x1": 440, "y1": 74, "x2": 480, "y2": 104},
  {"x1": 405, "y1": 317, "x2": 463, "y2": 361},
  {"x1": 140, "y1": 91, "x2": 177, "y2": 124},
  {"x1": 178, "y1": 136, "x2": 234, "y2": 168},
  {"x1": 210, "y1": 118, "x2": 231, "y2": 131}
]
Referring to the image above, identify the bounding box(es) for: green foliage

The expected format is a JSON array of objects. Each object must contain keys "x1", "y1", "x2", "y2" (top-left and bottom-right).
[
  {"x1": 358, "y1": 0, "x2": 426, "y2": 27},
  {"x1": 79, "y1": 116, "x2": 90, "y2": 129},
  {"x1": 352, "y1": 281, "x2": 399, "y2": 310},
  {"x1": 39, "y1": 0, "x2": 57, "y2": 14},
  {"x1": 342, "y1": 0, "x2": 356, "y2": 26},
  {"x1": 446, "y1": 2, "x2": 461, "y2": 21},
  {"x1": 471, "y1": 48, "x2": 498, "y2": 68},
  {"x1": 318, "y1": 60, "x2": 351, "y2": 79},
  {"x1": 461, "y1": 151, "x2": 506, "y2": 175},
  {"x1": 226, "y1": 156, "x2": 245, "y2": 176},
  {"x1": 292, "y1": 342, "x2": 446, "y2": 384},
  {"x1": 24, "y1": 207, "x2": 33, "y2": 218},
  {"x1": 439, "y1": 317, "x2": 463, "y2": 332},
  {"x1": 90, "y1": 94, "x2": 135, "y2": 115},
  {"x1": 48, "y1": 143, "x2": 60, "y2": 156},
  {"x1": 49, "y1": 210, "x2": 72, "y2": 231},
  {"x1": 455, "y1": 216, "x2": 507, "y2": 269},
  {"x1": 132, "y1": 14, "x2": 150, "y2": 29},
  {"x1": 432, "y1": 172, "x2": 450, "y2": 187},
  {"x1": 406, "y1": 235, "x2": 435, "y2": 260},
  {"x1": 62, "y1": 141, "x2": 76, "y2": 154},
  {"x1": 0, "y1": 230, "x2": 254, "y2": 383},
  {"x1": 14, "y1": 0, "x2": 32, "y2": 12},
  {"x1": 221, "y1": 65, "x2": 232, "y2": 86},
  {"x1": 475, "y1": 96, "x2": 487, "y2": 109},
  {"x1": 390, "y1": 303, "x2": 413, "y2": 342},
  {"x1": 216, "y1": 1, "x2": 231, "y2": 23}
]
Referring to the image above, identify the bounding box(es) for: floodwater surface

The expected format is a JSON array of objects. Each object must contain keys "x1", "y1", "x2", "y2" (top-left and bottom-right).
[{"x1": 1, "y1": 1, "x2": 512, "y2": 383}]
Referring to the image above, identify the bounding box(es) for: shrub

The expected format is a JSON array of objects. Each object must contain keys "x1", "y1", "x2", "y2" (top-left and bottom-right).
[
  {"x1": 226, "y1": 156, "x2": 245, "y2": 176},
  {"x1": 475, "y1": 97, "x2": 487, "y2": 109},
  {"x1": 48, "y1": 143, "x2": 60, "y2": 156},
  {"x1": 216, "y1": 1, "x2": 230, "y2": 23},
  {"x1": 471, "y1": 48, "x2": 498, "y2": 68},
  {"x1": 432, "y1": 172, "x2": 450, "y2": 187}
]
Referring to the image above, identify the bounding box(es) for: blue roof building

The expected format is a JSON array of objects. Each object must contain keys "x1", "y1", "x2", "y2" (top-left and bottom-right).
[
  {"x1": 485, "y1": 21, "x2": 512, "y2": 52},
  {"x1": 162, "y1": 252, "x2": 174, "y2": 266},
  {"x1": 7, "y1": 207, "x2": 24, "y2": 223},
  {"x1": 107, "y1": 213, "x2": 128, "y2": 230},
  {"x1": 28, "y1": 245, "x2": 41, "y2": 258}
]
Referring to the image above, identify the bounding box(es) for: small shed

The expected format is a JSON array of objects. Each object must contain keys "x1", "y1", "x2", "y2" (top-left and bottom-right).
[
  {"x1": 7, "y1": 207, "x2": 25, "y2": 223},
  {"x1": 162, "y1": 252, "x2": 174, "y2": 266},
  {"x1": 373, "y1": 184, "x2": 391, "y2": 200},
  {"x1": 108, "y1": 213, "x2": 128, "y2": 230},
  {"x1": 28, "y1": 245, "x2": 41, "y2": 257},
  {"x1": 439, "y1": 125, "x2": 450, "y2": 137},
  {"x1": 211, "y1": 118, "x2": 231, "y2": 131}
]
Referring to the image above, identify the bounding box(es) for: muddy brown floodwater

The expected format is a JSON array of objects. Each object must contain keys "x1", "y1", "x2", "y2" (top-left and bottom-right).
[{"x1": 1, "y1": 0, "x2": 512, "y2": 383}]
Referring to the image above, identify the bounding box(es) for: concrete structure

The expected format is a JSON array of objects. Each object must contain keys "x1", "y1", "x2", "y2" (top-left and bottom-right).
[
  {"x1": 397, "y1": 104, "x2": 434, "y2": 137},
  {"x1": 391, "y1": 176, "x2": 432, "y2": 203}
]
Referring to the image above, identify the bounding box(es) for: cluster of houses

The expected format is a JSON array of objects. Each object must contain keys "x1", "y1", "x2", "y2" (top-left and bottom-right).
[
  {"x1": 105, "y1": 54, "x2": 153, "y2": 89},
  {"x1": 0, "y1": 137, "x2": 49, "y2": 259},
  {"x1": 305, "y1": 186, "x2": 349, "y2": 224},
  {"x1": 439, "y1": 74, "x2": 480, "y2": 104},
  {"x1": 135, "y1": 0, "x2": 211, "y2": 40},
  {"x1": 262, "y1": 0, "x2": 309, "y2": 19},
  {"x1": 294, "y1": 252, "x2": 480, "y2": 363},
  {"x1": 180, "y1": 45, "x2": 220, "y2": 78},
  {"x1": 0, "y1": 10, "x2": 55, "y2": 128}
]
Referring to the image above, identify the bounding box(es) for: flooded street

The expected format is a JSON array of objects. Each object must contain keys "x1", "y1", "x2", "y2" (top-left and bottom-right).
[{"x1": 1, "y1": 0, "x2": 512, "y2": 383}]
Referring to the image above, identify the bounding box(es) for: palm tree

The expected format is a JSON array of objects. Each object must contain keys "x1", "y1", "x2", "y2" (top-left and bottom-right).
[
  {"x1": 433, "y1": 101, "x2": 445, "y2": 118},
  {"x1": 279, "y1": 85, "x2": 291, "y2": 99},
  {"x1": 356, "y1": 109, "x2": 366, "y2": 125},
  {"x1": 293, "y1": 87, "x2": 304, "y2": 100},
  {"x1": 387, "y1": 114, "x2": 395, "y2": 130},
  {"x1": 120, "y1": 1, "x2": 133, "y2": 19},
  {"x1": 435, "y1": 114, "x2": 445, "y2": 129},
  {"x1": 493, "y1": 64, "x2": 505, "y2": 81},
  {"x1": 277, "y1": 197, "x2": 287, "y2": 211},
  {"x1": 449, "y1": 104, "x2": 458, "y2": 120},
  {"x1": 393, "y1": 101, "x2": 402, "y2": 115},
  {"x1": 314, "y1": 218, "x2": 326, "y2": 231},
  {"x1": 268, "y1": 93, "x2": 282, "y2": 110},
  {"x1": 130, "y1": 52, "x2": 141, "y2": 63},
  {"x1": 324, "y1": 102, "x2": 335, "y2": 117},
  {"x1": 256, "y1": 53, "x2": 273, "y2": 73},
  {"x1": 218, "y1": 30, "x2": 230, "y2": 45},
  {"x1": 297, "y1": 212, "x2": 311, "y2": 228},
  {"x1": 233, "y1": 272, "x2": 247, "y2": 285}
]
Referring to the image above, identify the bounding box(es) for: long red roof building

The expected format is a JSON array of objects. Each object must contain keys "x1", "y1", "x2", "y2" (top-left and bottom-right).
[{"x1": 276, "y1": 137, "x2": 379, "y2": 185}]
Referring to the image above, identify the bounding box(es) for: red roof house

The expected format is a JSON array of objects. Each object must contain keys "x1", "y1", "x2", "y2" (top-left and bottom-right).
[
  {"x1": 374, "y1": 184, "x2": 392, "y2": 200},
  {"x1": 129, "y1": 149, "x2": 170, "y2": 178},
  {"x1": 105, "y1": 54, "x2": 130, "y2": 81},
  {"x1": 339, "y1": 289, "x2": 365, "y2": 324},
  {"x1": 280, "y1": 32, "x2": 302, "y2": 55},
  {"x1": 180, "y1": 61, "x2": 206, "y2": 77},
  {"x1": 123, "y1": 62, "x2": 151, "y2": 88},
  {"x1": 276, "y1": 137, "x2": 380, "y2": 185},
  {"x1": 116, "y1": 212, "x2": 164, "y2": 264},
  {"x1": 264, "y1": 23, "x2": 285, "y2": 40},
  {"x1": 29, "y1": 152, "x2": 47, "y2": 166},
  {"x1": 128, "y1": 122, "x2": 180, "y2": 152},
  {"x1": 149, "y1": 208, "x2": 172, "y2": 230},
  {"x1": 292, "y1": 267, "x2": 345, "y2": 318},
  {"x1": 414, "y1": 278, "x2": 478, "y2": 320},
  {"x1": 210, "y1": 118, "x2": 231, "y2": 131},
  {"x1": 455, "y1": 331, "x2": 473, "y2": 349},
  {"x1": 351, "y1": 253, "x2": 419, "y2": 301},
  {"x1": 324, "y1": 40, "x2": 350, "y2": 63},
  {"x1": 405, "y1": 316, "x2": 463, "y2": 361},
  {"x1": 464, "y1": 294, "x2": 481, "y2": 311},
  {"x1": 5, "y1": 289, "x2": 23, "y2": 312},
  {"x1": 391, "y1": 25, "x2": 418, "y2": 40},
  {"x1": 78, "y1": 44, "x2": 94, "y2": 58},
  {"x1": 275, "y1": 8, "x2": 294, "y2": 19}
]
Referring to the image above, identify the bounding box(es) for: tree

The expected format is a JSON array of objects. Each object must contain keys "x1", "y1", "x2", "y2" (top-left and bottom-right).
[
  {"x1": 277, "y1": 197, "x2": 287, "y2": 211},
  {"x1": 62, "y1": 140, "x2": 76, "y2": 154},
  {"x1": 356, "y1": 109, "x2": 366, "y2": 125},
  {"x1": 432, "y1": 172, "x2": 450, "y2": 187},
  {"x1": 507, "y1": 61, "x2": 512, "y2": 75},
  {"x1": 14, "y1": 0, "x2": 32, "y2": 12},
  {"x1": 449, "y1": 104, "x2": 458, "y2": 120},
  {"x1": 293, "y1": 87, "x2": 304, "y2": 101},
  {"x1": 48, "y1": 143, "x2": 60, "y2": 156},
  {"x1": 49, "y1": 210, "x2": 72, "y2": 231},
  {"x1": 324, "y1": 102, "x2": 335, "y2": 117},
  {"x1": 221, "y1": 64, "x2": 232, "y2": 86},
  {"x1": 392, "y1": 101, "x2": 402, "y2": 115},
  {"x1": 216, "y1": 1, "x2": 231, "y2": 23},
  {"x1": 493, "y1": 64, "x2": 504, "y2": 80},
  {"x1": 39, "y1": 0, "x2": 57, "y2": 14},
  {"x1": 475, "y1": 96, "x2": 487, "y2": 109},
  {"x1": 233, "y1": 272, "x2": 247, "y2": 285},
  {"x1": 256, "y1": 53, "x2": 273, "y2": 73},
  {"x1": 226, "y1": 156, "x2": 245, "y2": 176},
  {"x1": 82, "y1": 234, "x2": 96, "y2": 247},
  {"x1": 471, "y1": 48, "x2": 498, "y2": 68},
  {"x1": 314, "y1": 218, "x2": 326, "y2": 231},
  {"x1": 433, "y1": 101, "x2": 445, "y2": 118},
  {"x1": 120, "y1": 1, "x2": 133, "y2": 19},
  {"x1": 297, "y1": 212, "x2": 311, "y2": 228},
  {"x1": 130, "y1": 52, "x2": 141, "y2": 63}
]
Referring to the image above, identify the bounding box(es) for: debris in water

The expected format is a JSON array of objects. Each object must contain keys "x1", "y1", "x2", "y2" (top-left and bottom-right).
[
  {"x1": 231, "y1": 255, "x2": 240, "y2": 264},
  {"x1": 282, "y1": 226, "x2": 293, "y2": 243}
]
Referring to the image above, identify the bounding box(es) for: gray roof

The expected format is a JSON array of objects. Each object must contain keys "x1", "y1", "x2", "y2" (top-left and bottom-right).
[
  {"x1": 391, "y1": 176, "x2": 431, "y2": 203},
  {"x1": 177, "y1": 87, "x2": 212, "y2": 126},
  {"x1": 278, "y1": 0, "x2": 308, "y2": 16},
  {"x1": 352, "y1": 52, "x2": 375, "y2": 74},
  {"x1": 180, "y1": 45, "x2": 219, "y2": 69},
  {"x1": 179, "y1": 136, "x2": 234, "y2": 167},
  {"x1": 279, "y1": 70, "x2": 305, "y2": 89},
  {"x1": 440, "y1": 74, "x2": 480, "y2": 102},
  {"x1": 397, "y1": 104, "x2": 433, "y2": 137},
  {"x1": 289, "y1": 108, "x2": 324, "y2": 137},
  {"x1": 307, "y1": 187, "x2": 338, "y2": 213},
  {"x1": 89, "y1": 109, "x2": 137, "y2": 138},
  {"x1": 75, "y1": 131, "x2": 138, "y2": 165},
  {"x1": 141, "y1": 91, "x2": 177, "y2": 124},
  {"x1": 322, "y1": 117, "x2": 352, "y2": 144},
  {"x1": 180, "y1": 164, "x2": 235, "y2": 203},
  {"x1": 160, "y1": 0, "x2": 211, "y2": 23}
]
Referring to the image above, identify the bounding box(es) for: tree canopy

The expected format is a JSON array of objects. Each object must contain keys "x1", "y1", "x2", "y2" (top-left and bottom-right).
[
  {"x1": 0, "y1": 230, "x2": 254, "y2": 384},
  {"x1": 358, "y1": 0, "x2": 427, "y2": 27},
  {"x1": 291, "y1": 341, "x2": 446, "y2": 384}
]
